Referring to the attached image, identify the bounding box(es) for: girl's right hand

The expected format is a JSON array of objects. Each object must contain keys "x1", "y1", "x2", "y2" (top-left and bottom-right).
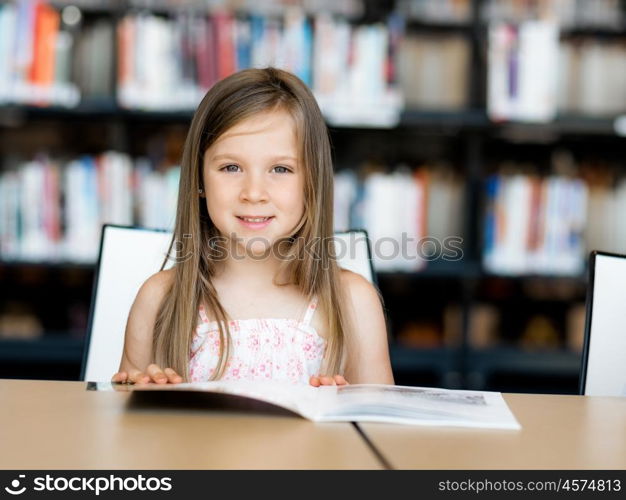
[{"x1": 111, "y1": 364, "x2": 183, "y2": 385}]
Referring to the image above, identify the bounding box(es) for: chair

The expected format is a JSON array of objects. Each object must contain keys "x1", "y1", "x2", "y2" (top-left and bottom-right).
[
  {"x1": 81, "y1": 224, "x2": 376, "y2": 381},
  {"x1": 580, "y1": 251, "x2": 626, "y2": 396}
]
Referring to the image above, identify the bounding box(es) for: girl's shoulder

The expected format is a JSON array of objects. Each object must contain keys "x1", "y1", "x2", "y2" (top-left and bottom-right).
[
  {"x1": 338, "y1": 269, "x2": 388, "y2": 359},
  {"x1": 137, "y1": 268, "x2": 175, "y2": 304},
  {"x1": 339, "y1": 268, "x2": 380, "y2": 300},
  {"x1": 145, "y1": 268, "x2": 175, "y2": 288},
  {"x1": 339, "y1": 268, "x2": 384, "y2": 324}
]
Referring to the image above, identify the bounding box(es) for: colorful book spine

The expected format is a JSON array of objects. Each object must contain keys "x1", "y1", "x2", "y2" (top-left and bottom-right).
[
  {"x1": 0, "y1": 153, "x2": 180, "y2": 263},
  {"x1": 0, "y1": 0, "x2": 79, "y2": 106},
  {"x1": 483, "y1": 172, "x2": 589, "y2": 276},
  {"x1": 29, "y1": 2, "x2": 59, "y2": 91}
]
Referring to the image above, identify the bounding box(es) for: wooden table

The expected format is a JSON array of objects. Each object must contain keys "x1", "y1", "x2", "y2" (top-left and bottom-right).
[
  {"x1": 358, "y1": 393, "x2": 626, "y2": 469},
  {"x1": 3, "y1": 380, "x2": 624, "y2": 470},
  {"x1": 0, "y1": 379, "x2": 381, "y2": 469}
]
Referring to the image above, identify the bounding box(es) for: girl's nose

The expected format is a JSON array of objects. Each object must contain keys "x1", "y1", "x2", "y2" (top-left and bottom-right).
[{"x1": 239, "y1": 173, "x2": 269, "y2": 203}]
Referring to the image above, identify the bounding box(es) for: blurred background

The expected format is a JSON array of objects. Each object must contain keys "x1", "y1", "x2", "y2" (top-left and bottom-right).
[{"x1": 0, "y1": 0, "x2": 624, "y2": 392}]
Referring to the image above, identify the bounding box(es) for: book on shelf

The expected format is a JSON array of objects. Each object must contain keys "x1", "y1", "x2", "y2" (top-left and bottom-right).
[
  {"x1": 89, "y1": 380, "x2": 521, "y2": 430},
  {"x1": 424, "y1": 166, "x2": 465, "y2": 243},
  {"x1": 114, "y1": 6, "x2": 401, "y2": 123},
  {"x1": 442, "y1": 300, "x2": 586, "y2": 352},
  {"x1": 333, "y1": 169, "x2": 358, "y2": 235},
  {"x1": 21, "y1": 157, "x2": 62, "y2": 260},
  {"x1": 396, "y1": 318, "x2": 443, "y2": 348},
  {"x1": 397, "y1": 33, "x2": 470, "y2": 110},
  {"x1": 558, "y1": 39, "x2": 626, "y2": 117},
  {"x1": 74, "y1": 19, "x2": 115, "y2": 100},
  {"x1": 397, "y1": 0, "x2": 471, "y2": 25},
  {"x1": 281, "y1": 7, "x2": 312, "y2": 86},
  {"x1": 313, "y1": 15, "x2": 403, "y2": 127},
  {"x1": 30, "y1": 1, "x2": 59, "y2": 89},
  {"x1": 483, "y1": 0, "x2": 625, "y2": 30},
  {"x1": 488, "y1": 20, "x2": 560, "y2": 123},
  {"x1": 312, "y1": 12, "x2": 349, "y2": 97},
  {"x1": 483, "y1": 172, "x2": 588, "y2": 276},
  {"x1": 0, "y1": 302, "x2": 43, "y2": 340},
  {"x1": 0, "y1": 0, "x2": 80, "y2": 107},
  {"x1": 0, "y1": 152, "x2": 180, "y2": 263},
  {"x1": 363, "y1": 169, "x2": 427, "y2": 272},
  {"x1": 466, "y1": 304, "x2": 500, "y2": 349},
  {"x1": 64, "y1": 156, "x2": 101, "y2": 262},
  {"x1": 566, "y1": 303, "x2": 586, "y2": 352},
  {"x1": 583, "y1": 173, "x2": 626, "y2": 256},
  {"x1": 519, "y1": 315, "x2": 561, "y2": 350},
  {"x1": 134, "y1": 159, "x2": 180, "y2": 231},
  {"x1": 334, "y1": 165, "x2": 464, "y2": 272},
  {"x1": 486, "y1": 1, "x2": 626, "y2": 120},
  {"x1": 214, "y1": 10, "x2": 237, "y2": 82}
]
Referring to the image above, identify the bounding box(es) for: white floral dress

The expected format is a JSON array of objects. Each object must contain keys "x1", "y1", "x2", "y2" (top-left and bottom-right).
[{"x1": 189, "y1": 296, "x2": 325, "y2": 384}]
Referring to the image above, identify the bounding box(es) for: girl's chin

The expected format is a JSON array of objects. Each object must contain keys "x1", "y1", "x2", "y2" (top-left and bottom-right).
[
  {"x1": 233, "y1": 237, "x2": 274, "y2": 257},
  {"x1": 228, "y1": 232, "x2": 297, "y2": 257}
]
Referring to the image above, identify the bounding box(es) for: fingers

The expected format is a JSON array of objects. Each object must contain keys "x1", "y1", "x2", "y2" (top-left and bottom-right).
[
  {"x1": 163, "y1": 367, "x2": 183, "y2": 384},
  {"x1": 129, "y1": 369, "x2": 150, "y2": 384},
  {"x1": 146, "y1": 364, "x2": 183, "y2": 384},
  {"x1": 309, "y1": 375, "x2": 349, "y2": 386},
  {"x1": 112, "y1": 366, "x2": 182, "y2": 385},
  {"x1": 146, "y1": 364, "x2": 169, "y2": 384}
]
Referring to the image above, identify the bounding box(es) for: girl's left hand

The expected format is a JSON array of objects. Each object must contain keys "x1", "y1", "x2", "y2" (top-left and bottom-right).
[{"x1": 309, "y1": 375, "x2": 349, "y2": 387}]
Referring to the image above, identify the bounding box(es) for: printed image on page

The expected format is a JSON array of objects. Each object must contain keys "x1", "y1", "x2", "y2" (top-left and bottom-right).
[{"x1": 312, "y1": 384, "x2": 521, "y2": 429}]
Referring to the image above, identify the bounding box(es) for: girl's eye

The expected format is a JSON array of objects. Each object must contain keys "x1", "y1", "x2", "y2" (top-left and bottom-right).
[
  {"x1": 273, "y1": 166, "x2": 292, "y2": 174},
  {"x1": 221, "y1": 164, "x2": 240, "y2": 173}
]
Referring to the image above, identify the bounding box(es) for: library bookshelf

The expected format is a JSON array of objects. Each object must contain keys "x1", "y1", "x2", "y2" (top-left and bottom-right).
[{"x1": 0, "y1": 0, "x2": 624, "y2": 393}]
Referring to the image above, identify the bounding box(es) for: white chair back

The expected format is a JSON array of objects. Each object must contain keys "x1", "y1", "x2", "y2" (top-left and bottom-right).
[
  {"x1": 581, "y1": 251, "x2": 626, "y2": 396},
  {"x1": 81, "y1": 225, "x2": 375, "y2": 381}
]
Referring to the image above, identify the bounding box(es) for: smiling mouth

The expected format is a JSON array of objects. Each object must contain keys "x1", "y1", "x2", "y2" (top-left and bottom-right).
[{"x1": 237, "y1": 216, "x2": 274, "y2": 223}]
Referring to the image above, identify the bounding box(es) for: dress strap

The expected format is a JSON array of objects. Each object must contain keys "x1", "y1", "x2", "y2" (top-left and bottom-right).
[
  {"x1": 198, "y1": 304, "x2": 210, "y2": 324},
  {"x1": 301, "y1": 296, "x2": 318, "y2": 326}
]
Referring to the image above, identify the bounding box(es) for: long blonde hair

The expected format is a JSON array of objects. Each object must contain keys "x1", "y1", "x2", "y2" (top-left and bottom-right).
[{"x1": 153, "y1": 67, "x2": 350, "y2": 380}]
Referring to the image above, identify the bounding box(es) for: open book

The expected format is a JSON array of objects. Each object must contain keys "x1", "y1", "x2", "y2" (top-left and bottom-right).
[{"x1": 88, "y1": 381, "x2": 521, "y2": 430}]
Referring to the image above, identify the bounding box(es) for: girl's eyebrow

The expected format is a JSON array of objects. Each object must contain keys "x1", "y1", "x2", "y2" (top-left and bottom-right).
[{"x1": 210, "y1": 153, "x2": 298, "y2": 163}]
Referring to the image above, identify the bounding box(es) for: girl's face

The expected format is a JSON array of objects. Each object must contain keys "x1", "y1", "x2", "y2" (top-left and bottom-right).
[{"x1": 202, "y1": 108, "x2": 305, "y2": 257}]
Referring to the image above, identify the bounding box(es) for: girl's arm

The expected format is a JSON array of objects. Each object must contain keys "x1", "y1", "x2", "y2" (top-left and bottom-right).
[
  {"x1": 112, "y1": 269, "x2": 182, "y2": 384},
  {"x1": 340, "y1": 270, "x2": 395, "y2": 385}
]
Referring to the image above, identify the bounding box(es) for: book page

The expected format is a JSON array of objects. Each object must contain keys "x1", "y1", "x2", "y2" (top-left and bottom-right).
[
  {"x1": 89, "y1": 381, "x2": 520, "y2": 429},
  {"x1": 312, "y1": 384, "x2": 521, "y2": 429}
]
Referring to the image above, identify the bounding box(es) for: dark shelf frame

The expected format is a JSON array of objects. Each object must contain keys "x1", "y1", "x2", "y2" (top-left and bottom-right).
[
  {"x1": 467, "y1": 347, "x2": 582, "y2": 377},
  {"x1": 0, "y1": 258, "x2": 590, "y2": 282},
  {"x1": 0, "y1": 337, "x2": 581, "y2": 390},
  {"x1": 0, "y1": 337, "x2": 85, "y2": 363},
  {"x1": 2, "y1": 103, "x2": 623, "y2": 137}
]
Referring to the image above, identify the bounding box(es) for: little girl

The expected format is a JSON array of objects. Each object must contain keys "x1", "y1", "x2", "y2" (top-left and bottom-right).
[{"x1": 112, "y1": 68, "x2": 394, "y2": 387}]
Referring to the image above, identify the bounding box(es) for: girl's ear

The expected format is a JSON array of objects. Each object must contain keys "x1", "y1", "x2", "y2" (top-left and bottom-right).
[{"x1": 199, "y1": 187, "x2": 206, "y2": 198}]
